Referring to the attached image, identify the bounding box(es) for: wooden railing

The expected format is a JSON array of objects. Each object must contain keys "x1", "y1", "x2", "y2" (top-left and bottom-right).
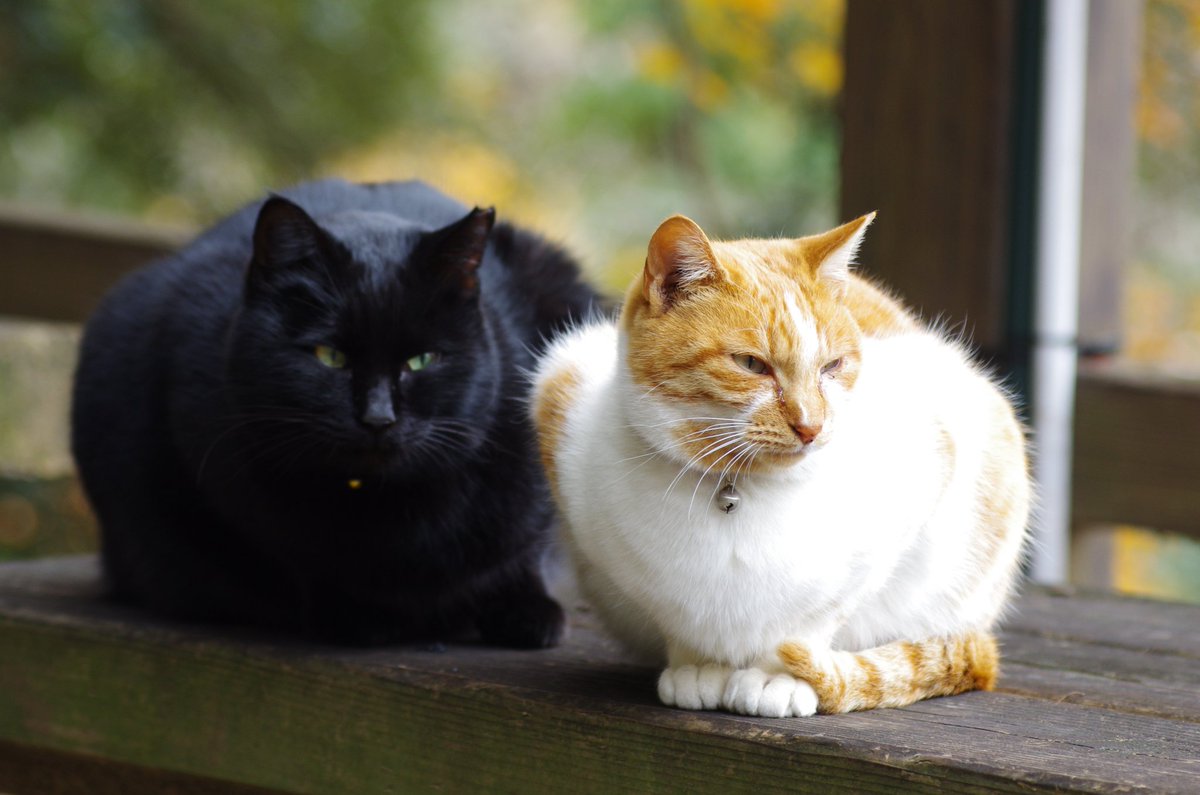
[
  {"x1": 0, "y1": 201, "x2": 189, "y2": 323},
  {"x1": 1074, "y1": 363, "x2": 1200, "y2": 541}
]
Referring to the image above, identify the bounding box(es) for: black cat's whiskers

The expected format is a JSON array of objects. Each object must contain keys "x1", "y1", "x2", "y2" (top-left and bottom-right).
[
  {"x1": 223, "y1": 424, "x2": 330, "y2": 484},
  {"x1": 269, "y1": 436, "x2": 335, "y2": 485},
  {"x1": 217, "y1": 410, "x2": 490, "y2": 484},
  {"x1": 409, "y1": 438, "x2": 463, "y2": 474},
  {"x1": 196, "y1": 409, "x2": 331, "y2": 485},
  {"x1": 418, "y1": 426, "x2": 477, "y2": 461},
  {"x1": 389, "y1": 416, "x2": 493, "y2": 474},
  {"x1": 417, "y1": 436, "x2": 477, "y2": 474},
  {"x1": 430, "y1": 417, "x2": 491, "y2": 451},
  {"x1": 210, "y1": 404, "x2": 347, "y2": 482}
]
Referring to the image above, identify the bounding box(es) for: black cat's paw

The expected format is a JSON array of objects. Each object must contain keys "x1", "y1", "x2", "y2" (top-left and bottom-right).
[{"x1": 477, "y1": 592, "x2": 566, "y2": 649}]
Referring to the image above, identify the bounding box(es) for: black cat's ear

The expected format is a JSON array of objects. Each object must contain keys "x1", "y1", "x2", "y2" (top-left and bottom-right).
[
  {"x1": 248, "y1": 196, "x2": 330, "y2": 288},
  {"x1": 421, "y1": 207, "x2": 495, "y2": 295}
]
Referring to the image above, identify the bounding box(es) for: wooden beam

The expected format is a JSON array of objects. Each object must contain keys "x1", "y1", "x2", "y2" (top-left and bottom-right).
[
  {"x1": 0, "y1": 203, "x2": 189, "y2": 324},
  {"x1": 1072, "y1": 362, "x2": 1200, "y2": 539},
  {"x1": 840, "y1": 0, "x2": 1020, "y2": 355}
]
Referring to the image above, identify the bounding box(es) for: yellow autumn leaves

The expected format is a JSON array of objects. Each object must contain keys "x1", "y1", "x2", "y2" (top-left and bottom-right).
[{"x1": 638, "y1": 0, "x2": 844, "y2": 109}]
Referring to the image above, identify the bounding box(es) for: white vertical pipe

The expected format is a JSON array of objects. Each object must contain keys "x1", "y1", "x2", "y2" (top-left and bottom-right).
[{"x1": 1030, "y1": 0, "x2": 1089, "y2": 584}]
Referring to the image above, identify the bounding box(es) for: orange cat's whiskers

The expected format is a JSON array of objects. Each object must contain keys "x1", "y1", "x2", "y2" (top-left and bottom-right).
[
  {"x1": 612, "y1": 424, "x2": 739, "y2": 466},
  {"x1": 627, "y1": 417, "x2": 749, "y2": 430},
  {"x1": 687, "y1": 440, "x2": 755, "y2": 518},
  {"x1": 624, "y1": 422, "x2": 749, "y2": 465},
  {"x1": 663, "y1": 432, "x2": 748, "y2": 501},
  {"x1": 721, "y1": 441, "x2": 761, "y2": 486},
  {"x1": 606, "y1": 424, "x2": 747, "y2": 491}
]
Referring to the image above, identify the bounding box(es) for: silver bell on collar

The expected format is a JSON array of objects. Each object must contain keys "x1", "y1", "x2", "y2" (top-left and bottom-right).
[{"x1": 716, "y1": 482, "x2": 740, "y2": 514}]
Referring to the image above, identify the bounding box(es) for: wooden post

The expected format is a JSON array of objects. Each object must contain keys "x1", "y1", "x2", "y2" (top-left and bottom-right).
[
  {"x1": 842, "y1": 0, "x2": 1141, "y2": 365},
  {"x1": 840, "y1": 0, "x2": 1024, "y2": 361}
]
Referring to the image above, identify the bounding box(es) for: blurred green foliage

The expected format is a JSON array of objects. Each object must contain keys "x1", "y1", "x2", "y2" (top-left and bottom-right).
[
  {"x1": 0, "y1": 475, "x2": 96, "y2": 562},
  {"x1": 0, "y1": 0, "x2": 843, "y2": 285},
  {"x1": 0, "y1": 0, "x2": 435, "y2": 218}
]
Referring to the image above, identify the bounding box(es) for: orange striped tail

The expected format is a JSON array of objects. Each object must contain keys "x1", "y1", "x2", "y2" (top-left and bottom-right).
[{"x1": 778, "y1": 630, "x2": 999, "y2": 714}]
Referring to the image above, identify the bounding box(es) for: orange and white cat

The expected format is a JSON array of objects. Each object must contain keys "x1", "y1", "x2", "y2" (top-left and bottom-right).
[{"x1": 531, "y1": 213, "x2": 1031, "y2": 717}]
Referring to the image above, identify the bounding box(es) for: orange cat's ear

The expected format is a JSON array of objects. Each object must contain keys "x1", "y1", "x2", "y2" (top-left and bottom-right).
[
  {"x1": 643, "y1": 215, "x2": 719, "y2": 313},
  {"x1": 797, "y1": 212, "x2": 875, "y2": 292}
]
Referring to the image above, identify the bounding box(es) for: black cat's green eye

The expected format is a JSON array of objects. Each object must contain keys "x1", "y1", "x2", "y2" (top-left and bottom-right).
[
  {"x1": 733, "y1": 354, "x2": 768, "y2": 375},
  {"x1": 821, "y1": 358, "x2": 843, "y2": 377},
  {"x1": 406, "y1": 352, "x2": 437, "y2": 372},
  {"x1": 314, "y1": 345, "x2": 347, "y2": 369}
]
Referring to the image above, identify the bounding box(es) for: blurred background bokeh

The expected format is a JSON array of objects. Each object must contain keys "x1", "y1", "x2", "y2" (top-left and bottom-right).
[{"x1": 0, "y1": 0, "x2": 1197, "y2": 600}]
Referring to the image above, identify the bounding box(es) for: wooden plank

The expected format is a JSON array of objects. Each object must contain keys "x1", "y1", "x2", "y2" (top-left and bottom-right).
[
  {"x1": 1077, "y1": 0, "x2": 1142, "y2": 354},
  {"x1": 1000, "y1": 629, "x2": 1200, "y2": 687},
  {"x1": 840, "y1": 0, "x2": 1018, "y2": 354},
  {"x1": 0, "y1": 557, "x2": 1198, "y2": 794},
  {"x1": 0, "y1": 202, "x2": 189, "y2": 324},
  {"x1": 0, "y1": 739, "x2": 289, "y2": 795},
  {"x1": 1072, "y1": 363, "x2": 1200, "y2": 540},
  {"x1": 1006, "y1": 586, "x2": 1200, "y2": 657},
  {"x1": 999, "y1": 661, "x2": 1200, "y2": 723},
  {"x1": 997, "y1": 634, "x2": 1200, "y2": 722}
]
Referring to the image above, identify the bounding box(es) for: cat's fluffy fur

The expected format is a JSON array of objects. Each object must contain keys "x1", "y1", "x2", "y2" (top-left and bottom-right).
[
  {"x1": 73, "y1": 179, "x2": 597, "y2": 646},
  {"x1": 531, "y1": 214, "x2": 1030, "y2": 716}
]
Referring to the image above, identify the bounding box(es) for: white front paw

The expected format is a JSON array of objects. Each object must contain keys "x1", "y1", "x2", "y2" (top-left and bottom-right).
[
  {"x1": 657, "y1": 664, "x2": 732, "y2": 710},
  {"x1": 722, "y1": 668, "x2": 818, "y2": 717}
]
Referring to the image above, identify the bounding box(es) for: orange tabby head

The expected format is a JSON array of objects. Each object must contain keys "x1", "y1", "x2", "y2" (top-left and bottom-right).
[{"x1": 620, "y1": 213, "x2": 874, "y2": 475}]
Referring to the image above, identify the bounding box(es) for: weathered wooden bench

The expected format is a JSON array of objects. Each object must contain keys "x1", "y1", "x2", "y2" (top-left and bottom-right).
[{"x1": 0, "y1": 555, "x2": 1196, "y2": 794}]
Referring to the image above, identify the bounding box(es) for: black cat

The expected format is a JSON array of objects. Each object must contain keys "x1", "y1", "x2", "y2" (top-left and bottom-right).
[{"x1": 71, "y1": 179, "x2": 598, "y2": 647}]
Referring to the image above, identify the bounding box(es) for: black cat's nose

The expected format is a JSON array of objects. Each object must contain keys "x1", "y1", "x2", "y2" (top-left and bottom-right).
[
  {"x1": 360, "y1": 381, "x2": 396, "y2": 430},
  {"x1": 362, "y1": 406, "x2": 396, "y2": 430}
]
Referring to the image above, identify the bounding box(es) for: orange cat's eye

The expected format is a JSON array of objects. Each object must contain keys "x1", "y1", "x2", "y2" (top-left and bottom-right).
[
  {"x1": 733, "y1": 354, "x2": 768, "y2": 375},
  {"x1": 821, "y1": 358, "x2": 843, "y2": 377}
]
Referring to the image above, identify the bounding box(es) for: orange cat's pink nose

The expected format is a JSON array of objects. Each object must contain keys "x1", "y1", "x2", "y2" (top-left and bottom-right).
[{"x1": 792, "y1": 423, "x2": 822, "y2": 445}]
